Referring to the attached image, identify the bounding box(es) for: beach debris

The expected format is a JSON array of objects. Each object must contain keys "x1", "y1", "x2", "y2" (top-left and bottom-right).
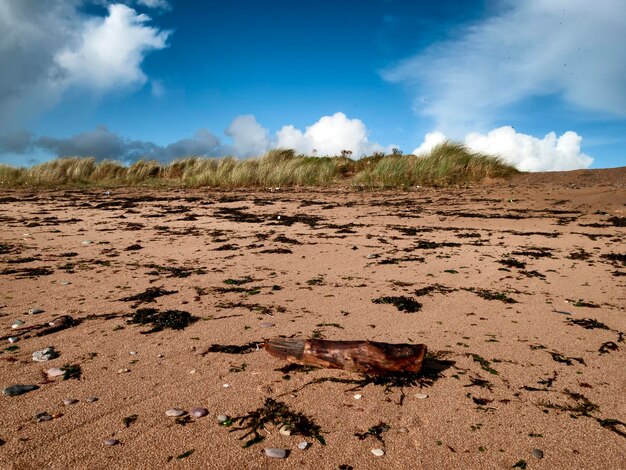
[
  {"x1": 32, "y1": 347, "x2": 59, "y2": 362},
  {"x1": 217, "y1": 414, "x2": 229, "y2": 423},
  {"x1": 371, "y1": 448, "x2": 385, "y2": 457},
  {"x1": 104, "y1": 439, "x2": 120, "y2": 446},
  {"x1": 34, "y1": 412, "x2": 52, "y2": 422},
  {"x1": 205, "y1": 342, "x2": 261, "y2": 354},
  {"x1": 265, "y1": 448, "x2": 287, "y2": 459},
  {"x1": 165, "y1": 408, "x2": 186, "y2": 417},
  {"x1": 8, "y1": 337, "x2": 18, "y2": 343},
  {"x1": 372, "y1": 296, "x2": 422, "y2": 313},
  {"x1": 355, "y1": 422, "x2": 390, "y2": 445},
  {"x1": 259, "y1": 321, "x2": 274, "y2": 328},
  {"x1": 128, "y1": 308, "x2": 195, "y2": 333},
  {"x1": 265, "y1": 338, "x2": 427, "y2": 375},
  {"x1": 123, "y1": 415, "x2": 138, "y2": 427},
  {"x1": 44, "y1": 315, "x2": 74, "y2": 334},
  {"x1": 63, "y1": 398, "x2": 78, "y2": 406},
  {"x1": 599, "y1": 341, "x2": 619, "y2": 354},
  {"x1": 415, "y1": 392, "x2": 428, "y2": 399},
  {"x1": 190, "y1": 407, "x2": 208, "y2": 418},
  {"x1": 28, "y1": 308, "x2": 44, "y2": 315},
  {"x1": 120, "y1": 286, "x2": 177, "y2": 308},
  {"x1": 297, "y1": 441, "x2": 309, "y2": 450},
  {"x1": 61, "y1": 364, "x2": 82, "y2": 380},
  {"x1": 226, "y1": 397, "x2": 325, "y2": 447},
  {"x1": 47, "y1": 368, "x2": 64, "y2": 378},
  {"x1": 531, "y1": 448, "x2": 544, "y2": 459},
  {"x1": 11, "y1": 320, "x2": 25, "y2": 329},
  {"x1": 3, "y1": 384, "x2": 39, "y2": 396},
  {"x1": 354, "y1": 394, "x2": 362, "y2": 400},
  {"x1": 85, "y1": 396, "x2": 98, "y2": 403},
  {"x1": 279, "y1": 424, "x2": 292, "y2": 435}
]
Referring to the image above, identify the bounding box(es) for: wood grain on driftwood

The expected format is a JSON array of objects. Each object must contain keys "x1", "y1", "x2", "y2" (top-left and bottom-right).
[{"x1": 264, "y1": 338, "x2": 427, "y2": 375}]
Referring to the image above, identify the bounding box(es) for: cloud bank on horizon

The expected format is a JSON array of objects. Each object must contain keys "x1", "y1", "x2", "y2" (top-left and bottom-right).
[
  {"x1": 0, "y1": 1, "x2": 623, "y2": 171},
  {"x1": 384, "y1": 0, "x2": 626, "y2": 171}
]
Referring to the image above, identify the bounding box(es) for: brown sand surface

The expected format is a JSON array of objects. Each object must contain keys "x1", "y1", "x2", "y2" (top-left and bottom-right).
[{"x1": 0, "y1": 168, "x2": 624, "y2": 469}]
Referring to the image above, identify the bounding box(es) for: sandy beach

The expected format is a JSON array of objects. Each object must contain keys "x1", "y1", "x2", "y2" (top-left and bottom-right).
[{"x1": 1, "y1": 168, "x2": 624, "y2": 469}]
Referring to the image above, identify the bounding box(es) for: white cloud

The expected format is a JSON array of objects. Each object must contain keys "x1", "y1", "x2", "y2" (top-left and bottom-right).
[
  {"x1": 383, "y1": 0, "x2": 626, "y2": 134},
  {"x1": 276, "y1": 112, "x2": 389, "y2": 157},
  {"x1": 55, "y1": 4, "x2": 169, "y2": 91},
  {"x1": 0, "y1": 1, "x2": 170, "y2": 129},
  {"x1": 225, "y1": 115, "x2": 271, "y2": 157},
  {"x1": 136, "y1": 0, "x2": 170, "y2": 9},
  {"x1": 412, "y1": 131, "x2": 446, "y2": 155},
  {"x1": 413, "y1": 126, "x2": 593, "y2": 172}
]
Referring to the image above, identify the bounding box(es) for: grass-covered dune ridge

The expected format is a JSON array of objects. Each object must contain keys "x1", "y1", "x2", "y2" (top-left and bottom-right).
[{"x1": 0, "y1": 142, "x2": 519, "y2": 189}]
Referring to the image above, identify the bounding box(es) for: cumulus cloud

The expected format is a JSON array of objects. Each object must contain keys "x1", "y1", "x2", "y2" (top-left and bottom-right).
[
  {"x1": 225, "y1": 115, "x2": 271, "y2": 157},
  {"x1": 55, "y1": 4, "x2": 169, "y2": 91},
  {"x1": 276, "y1": 112, "x2": 389, "y2": 157},
  {"x1": 1, "y1": 112, "x2": 397, "y2": 164},
  {"x1": 412, "y1": 126, "x2": 593, "y2": 172},
  {"x1": 0, "y1": 1, "x2": 169, "y2": 128},
  {"x1": 383, "y1": 0, "x2": 626, "y2": 134},
  {"x1": 412, "y1": 131, "x2": 447, "y2": 155},
  {"x1": 135, "y1": 0, "x2": 170, "y2": 9}
]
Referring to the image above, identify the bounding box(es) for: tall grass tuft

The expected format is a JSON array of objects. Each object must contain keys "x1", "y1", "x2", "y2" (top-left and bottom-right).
[
  {"x1": 353, "y1": 142, "x2": 518, "y2": 188},
  {"x1": 2, "y1": 141, "x2": 519, "y2": 189}
]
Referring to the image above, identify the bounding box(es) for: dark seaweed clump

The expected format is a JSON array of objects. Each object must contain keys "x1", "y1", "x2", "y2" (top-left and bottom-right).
[
  {"x1": 354, "y1": 422, "x2": 390, "y2": 445},
  {"x1": 225, "y1": 398, "x2": 325, "y2": 447},
  {"x1": 566, "y1": 318, "x2": 610, "y2": 330},
  {"x1": 498, "y1": 258, "x2": 526, "y2": 269},
  {"x1": 206, "y1": 342, "x2": 260, "y2": 354},
  {"x1": 607, "y1": 216, "x2": 626, "y2": 227},
  {"x1": 372, "y1": 296, "x2": 422, "y2": 313},
  {"x1": 61, "y1": 363, "x2": 82, "y2": 380},
  {"x1": 414, "y1": 284, "x2": 457, "y2": 297},
  {"x1": 120, "y1": 286, "x2": 178, "y2": 307},
  {"x1": 463, "y1": 287, "x2": 517, "y2": 304},
  {"x1": 601, "y1": 253, "x2": 626, "y2": 265},
  {"x1": 128, "y1": 308, "x2": 195, "y2": 334}
]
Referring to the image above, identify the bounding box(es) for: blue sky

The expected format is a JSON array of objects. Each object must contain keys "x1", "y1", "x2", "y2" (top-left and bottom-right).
[{"x1": 0, "y1": 0, "x2": 624, "y2": 171}]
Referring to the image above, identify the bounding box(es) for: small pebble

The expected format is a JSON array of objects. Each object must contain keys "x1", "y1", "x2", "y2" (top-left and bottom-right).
[
  {"x1": 60, "y1": 281, "x2": 71, "y2": 286},
  {"x1": 28, "y1": 308, "x2": 44, "y2": 315},
  {"x1": 371, "y1": 448, "x2": 385, "y2": 457},
  {"x1": 85, "y1": 396, "x2": 98, "y2": 403},
  {"x1": 63, "y1": 398, "x2": 78, "y2": 406},
  {"x1": 3, "y1": 384, "x2": 39, "y2": 396},
  {"x1": 279, "y1": 425, "x2": 292, "y2": 436},
  {"x1": 532, "y1": 448, "x2": 544, "y2": 459},
  {"x1": 397, "y1": 427, "x2": 409, "y2": 433},
  {"x1": 32, "y1": 347, "x2": 59, "y2": 362},
  {"x1": 265, "y1": 448, "x2": 287, "y2": 459},
  {"x1": 117, "y1": 368, "x2": 130, "y2": 374},
  {"x1": 165, "y1": 408, "x2": 186, "y2": 417},
  {"x1": 157, "y1": 353, "x2": 164, "y2": 358},
  {"x1": 104, "y1": 439, "x2": 119, "y2": 446},
  {"x1": 8, "y1": 337, "x2": 18, "y2": 344},
  {"x1": 47, "y1": 367, "x2": 64, "y2": 378},
  {"x1": 81, "y1": 240, "x2": 93, "y2": 245},
  {"x1": 354, "y1": 394, "x2": 362, "y2": 400},
  {"x1": 189, "y1": 369, "x2": 196, "y2": 374},
  {"x1": 415, "y1": 392, "x2": 428, "y2": 399},
  {"x1": 190, "y1": 407, "x2": 208, "y2": 418},
  {"x1": 12, "y1": 320, "x2": 25, "y2": 329},
  {"x1": 217, "y1": 414, "x2": 229, "y2": 423},
  {"x1": 297, "y1": 441, "x2": 309, "y2": 450},
  {"x1": 34, "y1": 412, "x2": 52, "y2": 422},
  {"x1": 259, "y1": 322, "x2": 274, "y2": 328},
  {"x1": 129, "y1": 351, "x2": 137, "y2": 355},
  {"x1": 223, "y1": 383, "x2": 230, "y2": 388}
]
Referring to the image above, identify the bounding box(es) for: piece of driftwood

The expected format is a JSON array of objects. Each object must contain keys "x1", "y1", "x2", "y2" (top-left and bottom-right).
[{"x1": 264, "y1": 338, "x2": 427, "y2": 375}]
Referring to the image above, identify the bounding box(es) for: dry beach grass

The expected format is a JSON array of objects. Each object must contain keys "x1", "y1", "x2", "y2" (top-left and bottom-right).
[{"x1": 0, "y1": 166, "x2": 624, "y2": 469}]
